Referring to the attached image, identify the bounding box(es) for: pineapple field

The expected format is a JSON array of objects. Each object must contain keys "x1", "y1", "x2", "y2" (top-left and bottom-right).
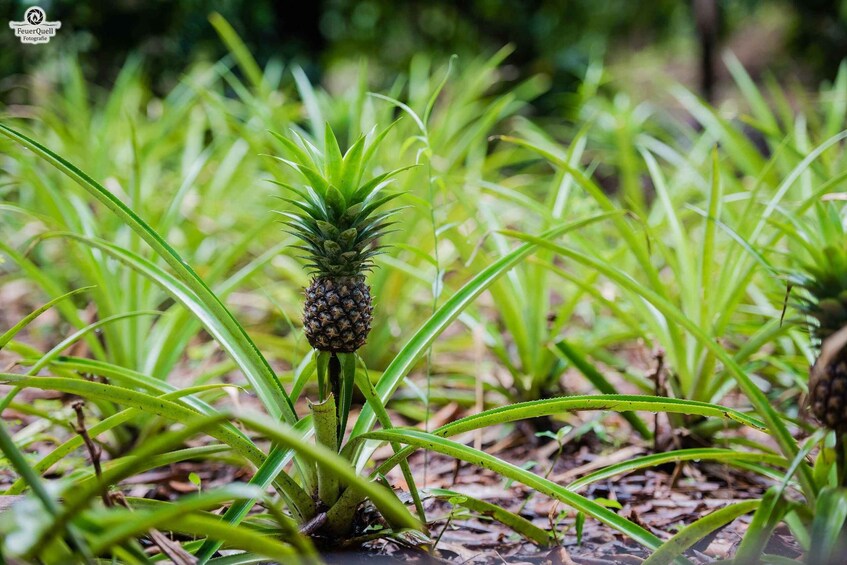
[{"x1": 4, "y1": 4, "x2": 847, "y2": 564}]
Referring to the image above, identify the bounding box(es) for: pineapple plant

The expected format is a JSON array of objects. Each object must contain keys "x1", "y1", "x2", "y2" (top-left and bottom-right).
[
  {"x1": 792, "y1": 203, "x2": 847, "y2": 433},
  {"x1": 270, "y1": 123, "x2": 412, "y2": 514}
]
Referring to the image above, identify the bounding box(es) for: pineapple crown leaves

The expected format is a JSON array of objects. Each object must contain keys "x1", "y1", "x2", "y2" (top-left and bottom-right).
[
  {"x1": 267, "y1": 121, "x2": 414, "y2": 276},
  {"x1": 783, "y1": 202, "x2": 847, "y2": 342}
]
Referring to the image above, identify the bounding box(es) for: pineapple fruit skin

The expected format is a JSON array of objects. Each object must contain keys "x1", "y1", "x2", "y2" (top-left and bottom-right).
[
  {"x1": 303, "y1": 275, "x2": 373, "y2": 353},
  {"x1": 810, "y1": 353, "x2": 847, "y2": 433}
]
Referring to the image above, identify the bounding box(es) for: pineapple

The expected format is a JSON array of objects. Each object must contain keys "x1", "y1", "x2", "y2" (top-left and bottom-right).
[
  {"x1": 271, "y1": 124, "x2": 406, "y2": 353},
  {"x1": 795, "y1": 204, "x2": 847, "y2": 432}
]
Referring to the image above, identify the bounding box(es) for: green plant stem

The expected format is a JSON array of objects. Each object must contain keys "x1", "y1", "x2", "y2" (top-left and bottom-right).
[
  {"x1": 324, "y1": 485, "x2": 363, "y2": 537},
  {"x1": 311, "y1": 395, "x2": 340, "y2": 507}
]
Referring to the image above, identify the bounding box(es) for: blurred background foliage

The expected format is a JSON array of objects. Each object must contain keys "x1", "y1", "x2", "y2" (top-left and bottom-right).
[{"x1": 2, "y1": 0, "x2": 847, "y2": 111}]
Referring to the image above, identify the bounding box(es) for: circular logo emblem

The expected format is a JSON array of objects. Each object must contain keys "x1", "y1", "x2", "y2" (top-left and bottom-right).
[{"x1": 25, "y1": 7, "x2": 45, "y2": 26}]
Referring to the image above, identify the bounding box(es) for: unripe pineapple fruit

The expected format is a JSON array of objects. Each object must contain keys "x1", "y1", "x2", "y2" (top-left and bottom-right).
[
  {"x1": 810, "y1": 353, "x2": 847, "y2": 433},
  {"x1": 304, "y1": 275, "x2": 373, "y2": 353},
  {"x1": 807, "y1": 276, "x2": 847, "y2": 432},
  {"x1": 796, "y1": 224, "x2": 847, "y2": 432},
  {"x1": 272, "y1": 124, "x2": 406, "y2": 353}
]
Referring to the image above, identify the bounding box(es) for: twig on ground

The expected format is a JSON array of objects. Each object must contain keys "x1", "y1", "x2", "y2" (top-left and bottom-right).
[{"x1": 650, "y1": 349, "x2": 666, "y2": 453}]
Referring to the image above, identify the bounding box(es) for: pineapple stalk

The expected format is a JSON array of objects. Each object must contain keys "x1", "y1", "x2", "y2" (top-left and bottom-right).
[{"x1": 309, "y1": 394, "x2": 340, "y2": 506}]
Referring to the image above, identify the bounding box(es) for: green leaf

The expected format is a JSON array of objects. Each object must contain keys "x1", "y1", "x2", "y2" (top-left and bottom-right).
[
  {"x1": 324, "y1": 122, "x2": 343, "y2": 186},
  {"x1": 267, "y1": 132, "x2": 317, "y2": 174},
  {"x1": 351, "y1": 358, "x2": 426, "y2": 524},
  {"x1": 0, "y1": 419, "x2": 93, "y2": 562},
  {"x1": 111, "y1": 512, "x2": 299, "y2": 561},
  {"x1": 325, "y1": 184, "x2": 347, "y2": 216},
  {"x1": 0, "y1": 241, "x2": 107, "y2": 360},
  {"x1": 723, "y1": 52, "x2": 779, "y2": 135},
  {"x1": 734, "y1": 487, "x2": 796, "y2": 563},
  {"x1": 0, "y1": 287, "x2": 94, "y2": 349},
  {"x1": 292, "y1": 67, "x2": 325, "y2": 147},
  {"x1": 25, "y1": 310, "x2": 159, "y2": 377},
  {"x1": 0, "y1": 310, "x2": 160, "y2": 415},
  {"x1": 428, "y1": 487, "x2": 550, "y2": 546},
  {"x1": 316, "y1": 350, "x2": 330, "y2": 400},
  {"x1": 337, "y1": 352, "x2": 356, "y2": 444},
  {"x1": 0, "y1": 375, "x2": 266, "y2": 467},
  {"x1": 339, "y1": 134, "x2": 366, "y2": 197},
  {"x1": 209, "y1": 13, "x2": 267, "y2": 94},
  {"x1": 188, "y1": 472, "x2": 202, "y2": 489},
  {"x1": 22, "y1": 414, "x2": 235, "y2": 558},
  {"x1": 47, "y1": 231, "x2": 298, "y2": 424},
  {"x1": 671, "y1": 84, "x2": 768, "y2": 179},
  {"x1": 575, "y1": 511, "x2": 585, "y2": 544},
  {"x1": 194, "y1": 419, "x2": 315, "y2": 563},
  {"x1": 808, "y1": 487, "x2": 847, "y2": 565},
  {"x1": 4, "y1": 380, "x2": 233, "y2": 495},
  {"x1": 323, "y1": 240, "x2": 342, "y2": 257},
  {"x1": 553, "y1": 341, "x2": 651, "y2": 438},
  {"x1": 338, "y1": 227, "x2": 357, "y2": 247},
  {"x1": 434, "y1": 395, "x2": 765, "y2": 437},
  {"x1": 643, "y1": 500, "x2": 761, "y2": 565},
  {"x1": 568, "y1": 448, "x2": 786, "y2": 491}
]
